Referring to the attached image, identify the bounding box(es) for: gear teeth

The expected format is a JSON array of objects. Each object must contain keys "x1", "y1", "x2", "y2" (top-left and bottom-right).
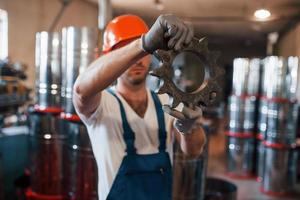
[
  {"x1": 169, "y1": 97, "x2": 180, "y2": 108},
  {"x1": 157, "y1": 84, "x2": 168, "y2": 94},
  {"x1": 149, "y1": 67, "x2": 164, "y2": 77},
  {"x1": 150, "y1": 38, "x2": 222, "y2": 109},
  {"x1": 156, "y1": 50, "x2": 171, "y2": 63}
]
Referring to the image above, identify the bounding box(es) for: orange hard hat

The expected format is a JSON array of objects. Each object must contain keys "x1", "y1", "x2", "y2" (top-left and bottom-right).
[{"x1": 102, "y1": 14, "x2": 149, "y2": 53}]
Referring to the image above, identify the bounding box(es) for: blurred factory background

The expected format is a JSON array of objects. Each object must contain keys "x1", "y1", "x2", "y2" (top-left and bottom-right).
[{"x1": 0, "y1": 0, "x2": 300, "y2": 199}]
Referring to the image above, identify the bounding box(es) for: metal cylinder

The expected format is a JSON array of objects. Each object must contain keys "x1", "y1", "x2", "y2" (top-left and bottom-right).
[
  {"x1": 227, "y1": 136, "x2": 255, "y2": 178},
  {"x1": 246, "y1": 58, "x2": 261, "y2": 96},
  {"x1": 172, "y1": 131, "x2": 209, "y2": 200},
  {"x1": 228, "y1": 95, "x2": 257, "y2": 135},
  {"x1": 228, "y1": 95, "x2": 244, "y2": 133},
  {"x1": 0, "y1": 153, "x2": 3, "y2": 200},
  {"x1": 261, "y1": 144, "x2": 298, "y2": 196},
  {"x1": 243, "y1": 96, "x2": 258, "y2": 133},
  {"x1": 35, "y1": 32, "x2": 61, "y2": 110},
  {"x1": 61, "y1": 27, "x2": 98, "y2": 115},
  {"x1": 258, "y1": 98, "x2": 268, "y2": 138},
  {"x1": 232, "y1": 58, "x2": 249, "y2": 96},
  {"x1": 232, "y1": 58, "x2": 261, "y2": 96},
  {"x1": 266, "y1": 102, "x2": 299, "y2": 145},
  {"x1": 63, "y1": 121, "x2": 98, "y2": 200},
  {"x1": 263, "y1": 56, "x2": 299, "y2": 100},
  {"x1": 28, "y1": 111, "x2": 67, "y2": 196},
  {"x1": 256, "y1": 137, "x2": 264, "y2": 182},
  {"x1": 204, "y1": 177, "x2": 237, "y2": 200}
]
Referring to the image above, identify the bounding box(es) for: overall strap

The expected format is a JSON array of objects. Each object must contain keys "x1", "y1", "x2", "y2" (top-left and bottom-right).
[
  {"x1": 107, "y1": 89, "x2": 136, "y2": 154},
  {"x1": 150, "y1": 91, "x2": 167, "y2": 152}
]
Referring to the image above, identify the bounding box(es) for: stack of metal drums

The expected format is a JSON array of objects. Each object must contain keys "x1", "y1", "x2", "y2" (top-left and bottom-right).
[
  {"x1": 259, "y1": 56, "x2": 299, "y2": 196},
  {"x1": 28, "y1": 27, "x2": 99, "y2": 200},
  {"x1": 226, "y1": 58, "x2": 261, "y2": 178},
  {"x1": 27, "y1": 31, "x2": 66, "y2": 200},
  {"x1": 60, "y1": 27, "x2": 98, "y2": 200}
]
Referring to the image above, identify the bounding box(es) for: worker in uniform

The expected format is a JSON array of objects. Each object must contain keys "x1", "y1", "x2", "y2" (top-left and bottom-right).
[{"x1": 73, "y1": 14, "x2": 206, "y2": 200}]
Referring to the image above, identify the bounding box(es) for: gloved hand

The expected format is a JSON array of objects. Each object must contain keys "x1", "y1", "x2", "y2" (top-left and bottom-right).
[
  {"x1": 142, "y1": 14, "x2": 194, "y2": 53},
  {"x1": 163, "y1": 104, "x2": 202, "y2": 134}
]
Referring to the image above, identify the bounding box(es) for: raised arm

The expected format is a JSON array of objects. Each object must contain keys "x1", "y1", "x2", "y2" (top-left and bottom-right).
[
  {"x1": 73, "y1": 39, "x2": 146, "y2": 118},
  {"x1": 73, "y1": 14, "x2": 194, "y2": 119}
]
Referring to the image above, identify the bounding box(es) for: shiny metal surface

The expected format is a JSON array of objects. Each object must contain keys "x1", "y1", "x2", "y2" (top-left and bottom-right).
[
  {"x1": 258, "y1": 98, "x2": 268, "y2": 137},
  {"x1": 262, "y1": 146, "x2": 298, "y2": 195},
  {"x1": 247, "y1": 58, "x2": 261, "y2": 96},
  {"x1": 228, "y1": 95, "x2": 245, "y2": 133},
  {"x1": 266, "y1": 102, "x2": 299, "y2": 144},
  {"x1": 35, "y1": 32, "x2": 61, "y2": 109},
  {"x1": 243, "y1": 96, "x2": 257, "y2": 133},
  {"x1": 227, "y1": 137, "x2": 255, "y2": 177},
  {"x1": 228, "y1": 95, "x2": 258, "y2": 134},
  {"x1": 232, "y1": 58, "x2": 261, "y2": 96},
  {"x1": 150, "y1": 38, "x2": 224, "y2": 109},
  {"x1": 61, "y1": 27, "x2": 98, "y2": 115},
  {"x1": 28, "y1": 111, "x2": 67, "y2": 195},
  {"x1": 205, "y1": 177, "x2": 237, "y2": 200},
  {"x1": 63, "y1": 121, "x2": 98, "y2": 200},
  {"x1": 263, "y1": 56, "x2": 299, "y2": 99},
  {"x1": 173, "y1": 138, "x2": 208, "y2": 200},
  {"x1": 256, "y1": 139, "x2": 264, "y2": 182}
]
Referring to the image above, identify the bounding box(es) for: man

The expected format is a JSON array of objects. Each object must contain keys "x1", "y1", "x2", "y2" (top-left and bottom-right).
[{"x1": 73, "y1": 14, "x2": 206, "y2": 200}]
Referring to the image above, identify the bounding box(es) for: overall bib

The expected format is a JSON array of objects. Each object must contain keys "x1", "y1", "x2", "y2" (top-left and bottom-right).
[{"x1": 107, "y1": 90, "x2": 172, "y2": 200}]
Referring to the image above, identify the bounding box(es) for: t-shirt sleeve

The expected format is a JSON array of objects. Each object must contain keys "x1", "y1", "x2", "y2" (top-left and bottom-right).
[{"x1": 76, "y1": 90, "x2": 115, "y2": 126}]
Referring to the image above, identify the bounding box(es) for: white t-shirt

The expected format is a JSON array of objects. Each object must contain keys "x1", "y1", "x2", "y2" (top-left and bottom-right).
[{"x1": 77, "y1": 89, "x2": 173, "y2": 200}]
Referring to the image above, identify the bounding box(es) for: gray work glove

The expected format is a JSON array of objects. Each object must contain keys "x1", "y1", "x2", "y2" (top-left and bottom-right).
[
  {"x1": 142, "y1": 14, "x2": 194, "y2": 53},
  {"x1": 163, "y1": 105, "x2": 202, "y2": 134}
]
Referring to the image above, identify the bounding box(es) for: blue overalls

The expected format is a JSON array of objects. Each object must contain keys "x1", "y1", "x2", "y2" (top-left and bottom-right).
[{"x1": 107, "y1": 90, "x2": 172, "y2": 200}]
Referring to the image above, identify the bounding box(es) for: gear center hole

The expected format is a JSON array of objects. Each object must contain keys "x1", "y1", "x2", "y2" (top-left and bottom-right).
[{"x1": 172, "y1": 51, "x2": 209, "y2": 93}]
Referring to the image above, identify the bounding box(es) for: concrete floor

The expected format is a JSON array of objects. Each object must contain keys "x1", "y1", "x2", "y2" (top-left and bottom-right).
[{"x1": 206, "y1": 119, "x2": 300, "y2": 200}]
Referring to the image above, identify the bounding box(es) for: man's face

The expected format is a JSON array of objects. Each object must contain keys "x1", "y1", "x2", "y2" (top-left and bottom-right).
[{"x1": 120, "y1": 55, "x2": 150, "y2": 85}]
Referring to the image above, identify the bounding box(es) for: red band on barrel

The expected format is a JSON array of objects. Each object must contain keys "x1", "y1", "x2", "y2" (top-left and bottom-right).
[
  {"x1": 259, "y1": 96, "x2": 297, "y2": 104},
  {"x1": 256, "y1": 133, "x2": 264, "y2": 140},
  {"x1": 60, "y1": 112, "x2": 81, "y2": 122},
  {"x1": 226, "y1": 172, "x2": 256, "y2": 180},
  {"x1": 225, "y1": 131, "x2": 254, "y2": 138},
  {"x1": 34, "y1": 105, "x2": 63, "y2": 114},
  {"x1": 260, "y1": 187, "x2": 293, "y2": 197},
  {"x1": 262, "y1": 141, "x2": 296, "y2": 149},
  {"x1": 26, "y1": 188, "x2": 63, "y2": 200},
  {"x1": 230, "y1": 93, "x2": 260, "y2": 99}
]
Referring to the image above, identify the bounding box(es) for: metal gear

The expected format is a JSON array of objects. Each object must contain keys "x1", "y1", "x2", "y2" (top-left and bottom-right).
[{"x1": 150, "y1": 37, "x2": 224, "y2": 108}]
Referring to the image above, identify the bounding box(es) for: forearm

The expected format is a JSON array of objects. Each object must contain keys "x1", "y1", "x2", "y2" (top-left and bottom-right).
[
  {"x1": 74, "y1": 38, "x2": 147, "y2": 99},
  {"x1": 176, "y1": 126, "x2": 206, "y2": 158}
]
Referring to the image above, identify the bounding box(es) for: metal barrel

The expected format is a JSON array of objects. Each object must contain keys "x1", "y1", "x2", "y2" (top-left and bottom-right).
[
  {"x1": 232, "y1": 58, "x2": 249, "y2": 96},
  {"x1": 257, "y1": 98, "x2": 268, "y2": 138},
  {"x1": 61, "y1": 27, "x2": 98, "y2": 115},
  {"x1": 63, "y1": 121, "x2": 98, "y2": 200},
  {"x1": 246, "y1": 58, "x2": 261, "y2": 96},
  {"x1": 35, "y1": 32, "x2": 62, "y2": 110},
  {"x1": 266, "y1": 101, "x2": 299, "y2": 145},
  {"x1": 261, "y1": 143, "x2": 298, "y2": 196},
  {"x1": 0, "y1": 153, "x2": 3, "y2": 200},
  {"x1": 204, "y1": 177, "x2": 237, "y2": 200},
  {"x1": 232, "y1": 58, "x2": 261, "y2": 96},
  {"x1": 172, "y1": 127, "x2": 209, "y2": 200},
  {"x1": 28, "y1": 110, "x2": 67, "y2": 196},
  {"x1": 243, "y1": 96, "x2": 258, "y2": 133},
  {"x1": 228, "y1": 95, "x2": 244, "y2": 133},
  {"x1": 256, "y1": 136, "x2": 264, "y2": 182},
  {"x1": 263, "y1": 56, "x2": 299, "y2": 100},
  {"x1": 227, "y1": 136, "x2": 255, "y2": 178},
  {"x1": 287, "y1": 57, "x2": 299, "y2": 101}
]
